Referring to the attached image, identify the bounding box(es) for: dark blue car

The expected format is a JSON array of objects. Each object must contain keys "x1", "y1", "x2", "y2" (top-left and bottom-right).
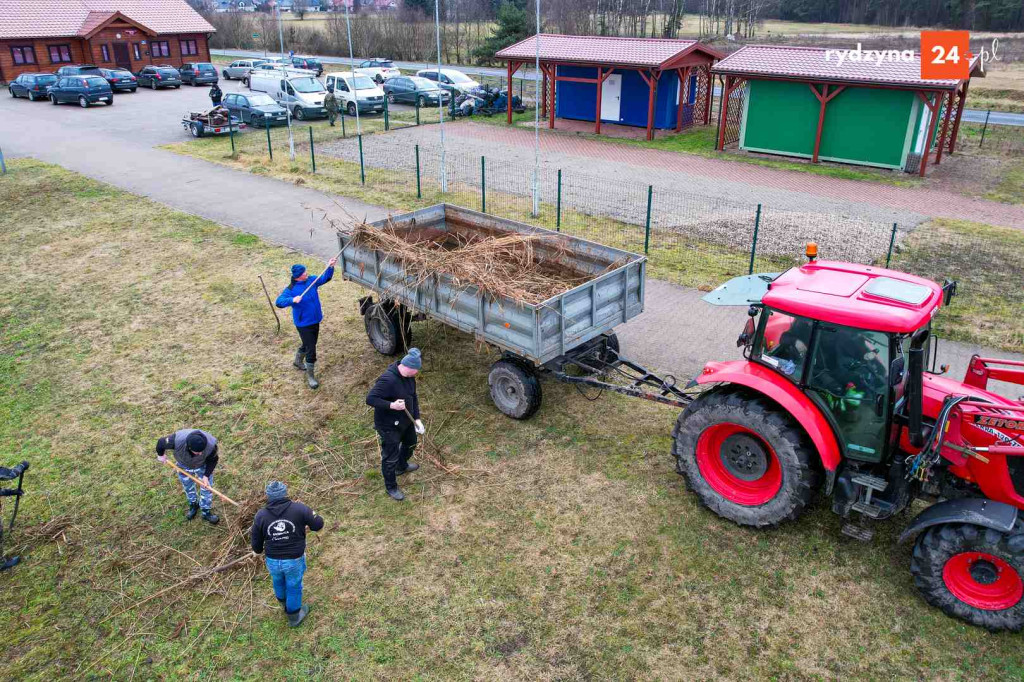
[
  {"x1": 49, "y1": 75, "x2": 113, "y2": 107},
  {"x1": 8, "y1": 73, "x2": 57, "y2": 101}
]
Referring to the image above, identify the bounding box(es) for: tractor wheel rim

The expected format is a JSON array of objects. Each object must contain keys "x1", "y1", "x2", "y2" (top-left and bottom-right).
[
  {"x1": 943, "y1": 551, "x2": 1023, "y2": 611},
  {"x1": 695, "y1": 423, "x2": 781, "y2": 506}
]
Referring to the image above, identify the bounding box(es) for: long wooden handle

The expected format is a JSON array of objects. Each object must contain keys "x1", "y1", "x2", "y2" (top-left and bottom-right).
[{"x1": 161, "y1": 458, "x2": 240, "y2": 507}]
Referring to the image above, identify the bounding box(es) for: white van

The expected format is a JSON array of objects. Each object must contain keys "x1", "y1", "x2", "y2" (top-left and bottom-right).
[
  {"x1": 323, "y1": 71, "x2": 386, "y2": 116},
  {"x1": 249, "y1": 71, "x2": 327, "y2": 120}
]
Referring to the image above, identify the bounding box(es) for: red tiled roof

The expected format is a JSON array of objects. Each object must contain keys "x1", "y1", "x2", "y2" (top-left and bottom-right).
[
  {"x1": 712, "y1": 44, "x2": 975, "y2": 90},
  {"x1": 77, "y1": 11, "x2": 116, "y2": 36},
  {"x1": 0, "y1": 0, "x2": 215, "y2": 40},
  {"x1": 496, "y1": 34, "x2": 723, "y2": 68}
]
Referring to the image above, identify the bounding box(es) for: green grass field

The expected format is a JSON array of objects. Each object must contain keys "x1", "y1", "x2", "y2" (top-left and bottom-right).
[{"x1": 5, "y1": 159, "x2": 1024, "y2": 681}]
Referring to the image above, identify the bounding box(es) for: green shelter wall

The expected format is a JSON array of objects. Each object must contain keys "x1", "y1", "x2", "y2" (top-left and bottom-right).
[{"x1": 741, "y1": 79, "x2": 917, "y2": 169}]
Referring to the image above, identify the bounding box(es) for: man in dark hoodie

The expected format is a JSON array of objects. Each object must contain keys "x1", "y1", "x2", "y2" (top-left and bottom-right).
[
  {"x1": 156, "y1": 428, "x2": 220, "y2": 525},
  {"x1": 251, "y1": 481, "x2": 324, "y2": 627},
  {"x1": 365, "y1": 348, "x2": 425, "y2": 501}
]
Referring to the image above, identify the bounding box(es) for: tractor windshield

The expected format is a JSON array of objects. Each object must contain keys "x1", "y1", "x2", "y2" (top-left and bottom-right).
[{"x1": 806, "y1": 324, "x2": 891, "y2": 461}]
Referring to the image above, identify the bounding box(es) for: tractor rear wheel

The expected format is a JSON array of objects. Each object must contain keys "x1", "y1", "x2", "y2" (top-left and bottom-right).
[
  {"x1": 911, "y1": 522, "x2": 1024, "y2": 631},
  {"x1": 672, "y1": 389, "x2": 819, "y2": 527}
]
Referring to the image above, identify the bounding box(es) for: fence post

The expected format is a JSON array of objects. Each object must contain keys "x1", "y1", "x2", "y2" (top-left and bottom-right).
[
  {"x1": 0, "y1": 146, "x2": 6, "y2": 175},
  {"x1": 384, "y1": 97, "x2": 390, "y2": 131},
  {"x1": 979, "y1": 110, "x2": 991, "y2": 148},
  {"x1": 358, "y1": 134, "x2": 365, "y2": 185},
  {"x1": 309, "y1": 127, "x2": 316, "y2": 173},
  {"x1": 415, "y1": 97, "x2": 420, "y2": 125},
  {"x1": 643, "y1": 185, "x2": 653, "y2": 255},
  {"x1": 265, "y1": 119, "x2": 273, "y2": 161},
  {"x1": 415, "y1": 144, "x2": 421, "y2": 199},
  {"x1": 885, "y1": 222, "x2": 898, "y2": 268},
  {"x1": 556, "y1": 169, "x2": 562, "y2": 232},
  {"x1": 341, "y1": 110, "x2": 346, "y2": 138},
  {"x1": 748, "y1": 203, "x2": 762, "y2": 275},
  {"x1": 228, "y1": 121, "x2": 235, "y2": 155},
  {"x1": 481, "y1": 156, "x2": 486, "y2": 212}
]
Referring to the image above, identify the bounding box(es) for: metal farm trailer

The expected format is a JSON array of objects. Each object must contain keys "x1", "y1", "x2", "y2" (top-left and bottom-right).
[{"x1": 337, "y1": 204, "x2": 692, "y2": 418}]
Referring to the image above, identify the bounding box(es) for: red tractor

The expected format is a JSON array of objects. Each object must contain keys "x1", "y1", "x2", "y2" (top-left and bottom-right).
[{"x1": 674, "y1": 249, "x2": 1024, "y2": 631}]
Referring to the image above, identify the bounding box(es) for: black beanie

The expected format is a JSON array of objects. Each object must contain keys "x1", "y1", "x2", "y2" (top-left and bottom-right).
[{"x1": 186, "y1": 432, "x2": 208, "y2": 454}]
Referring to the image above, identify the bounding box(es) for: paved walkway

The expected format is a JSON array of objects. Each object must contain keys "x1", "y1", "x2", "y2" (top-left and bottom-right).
[
  {"x1": 439, "y1": 122, "x2": 1024, "y2": 230},
  {"x1": 1, "y1": 89, "x2": 1019, "y2": 399}
]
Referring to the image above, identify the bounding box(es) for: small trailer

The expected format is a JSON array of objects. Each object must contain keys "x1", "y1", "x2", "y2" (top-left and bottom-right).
[
  {"x1": 182, "y1": 107, "x2": 245, "y2": 138},
  {"x1": 337, "y1": 204, "x2": 692, "y2": 418}
]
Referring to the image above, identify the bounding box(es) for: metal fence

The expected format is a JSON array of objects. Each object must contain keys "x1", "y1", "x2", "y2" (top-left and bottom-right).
[
  {"x1": 213, "y1": 118, "x2": 1022, "y2": 353},
  {"x1": 954, "y1": 115, "x2": 1024, "y2": 155}
]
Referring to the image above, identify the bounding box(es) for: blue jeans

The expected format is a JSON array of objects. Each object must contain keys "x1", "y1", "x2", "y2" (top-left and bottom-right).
[
  {"x1": 177, "y1": 466, "x2": 212, "y2": 511},
  {"x1": 266, "y1": 555, "x2": 306, "y2": 614}
]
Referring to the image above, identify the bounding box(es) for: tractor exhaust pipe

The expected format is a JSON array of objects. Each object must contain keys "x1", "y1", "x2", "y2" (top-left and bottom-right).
[{"x1": 908, "y1": 328, "x2": 930, "y2": 448}]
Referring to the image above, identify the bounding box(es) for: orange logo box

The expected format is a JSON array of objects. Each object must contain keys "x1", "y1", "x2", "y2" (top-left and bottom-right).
[{"x1": 921, "y1": 31, "x2": 971, "y2": 79}]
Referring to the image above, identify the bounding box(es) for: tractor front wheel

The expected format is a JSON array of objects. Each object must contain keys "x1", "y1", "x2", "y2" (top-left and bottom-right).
[
  {"x1": 911, "y1": 523, "x2": 1024, "y2": 631},
  {"x1": 672, "y1": 390, "x2": 819, "y2": 527}
]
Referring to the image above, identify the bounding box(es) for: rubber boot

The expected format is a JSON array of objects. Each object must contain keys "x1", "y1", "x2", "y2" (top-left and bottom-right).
[
  {"x1": 387, "y1": 488, "x2": 405, "y2": 501},
  {"x1": 287, "y1": 604, "x2": 309, "y2": 627},
  {"x1": 186, "y1": 502, "x2": 199, "y2": 521},
  {"x1": 201, "y1": 509, "x2": 220, "y2": 525},
  {"x1": 293, "y1": 349, "x2": 305, "y2": 370},
  {"x1": 397, "y1": 463, "x2": 419, "y2": 476},
  {"x1": 305, "y1": 361, "x2": 319, "y2": 390},
  {"x1": 0, "y1": 556, "x2": 21, "y2": 571}
]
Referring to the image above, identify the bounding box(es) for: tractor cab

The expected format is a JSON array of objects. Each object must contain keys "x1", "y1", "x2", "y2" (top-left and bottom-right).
[{"x1": 747, "y1": 260, "x2": 946, "y2": 463}]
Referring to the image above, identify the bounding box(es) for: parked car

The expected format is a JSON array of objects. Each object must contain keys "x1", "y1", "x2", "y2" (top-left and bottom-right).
[
  {"x1": 222, "y1": 58, "x2": 267, "y2": 81},
  {"x1": 290, "y1": 56, "x2": 323, "y2": 77},
  {"x1": 247, "y1": 62, "x2": 315, "y2": 84},
  {"x1": 222, "y1": 92, "x2": 289, "y2": 126},
  {"x1": 55, "y1": 64, "x2": 103, "y2": 78},
  {"x1": 416, "y1": 68, "x2": 483, "y2": 96},
  {"x1": 98, "y1": 67, "x2": 138, "y2": 92},
  {"x1": 382, "y1": 76, "x2": 449, "y2": 107},
  {"x1": 48, "y1": 75, "x2": 113, "y2": 107},
  {"x1": 136, "y1": 65, "x2": 182, "y2": 89},
  {"x1": 8, "y1": 73, "x2": 58, "y2": 101},
  {"x1": 180, "y1": 62, "x2": 219, "y2": 86},
  {"x1": 249, "y1": 71, "x2": 328, "y2": 120},
  {"x1": 356, "y1": 58, "x2": 401, "y2": 83},
  {"x1": 324, "y1": 71, "x2": 385, "y2": 116}
]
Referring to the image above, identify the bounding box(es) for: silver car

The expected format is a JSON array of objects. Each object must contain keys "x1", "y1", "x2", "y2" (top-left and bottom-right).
[{"x1": 221, "y1": 58, "x2": 268, "y2": 82}]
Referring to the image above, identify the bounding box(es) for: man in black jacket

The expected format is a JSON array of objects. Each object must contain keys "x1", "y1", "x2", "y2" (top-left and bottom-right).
[
  {"x1": 251, "y1": 481, "x2": 324, "y2": 627},
  {"x1": 366, "y1": 348, "x2": 425, "y2": 501}
]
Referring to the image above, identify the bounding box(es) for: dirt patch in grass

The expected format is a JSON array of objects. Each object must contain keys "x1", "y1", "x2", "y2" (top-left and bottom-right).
[{"x1": 3, "y1": 159, "x2": 1024, "y2": 679}]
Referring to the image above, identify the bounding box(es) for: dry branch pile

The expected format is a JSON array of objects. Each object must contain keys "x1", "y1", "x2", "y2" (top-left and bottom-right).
[{"x1": 348, "y1": 219, "x2": 610, "y2": 305}]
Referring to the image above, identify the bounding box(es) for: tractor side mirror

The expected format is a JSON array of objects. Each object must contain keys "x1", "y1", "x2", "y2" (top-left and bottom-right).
[
  {"x1": 736, "y1": 306, "x2": 758, "y2": 348},
  {"x1": 889, "y1": 356, "x2": 906, "y2": 387}
]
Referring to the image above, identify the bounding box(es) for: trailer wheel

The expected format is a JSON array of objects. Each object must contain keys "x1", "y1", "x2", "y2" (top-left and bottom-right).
[
  {"x1": 488, "y1": 358, "x2": 542, "y2": 420},
  {"x1": 364, "y1": 303, "x2": 410, "y2": 356},
  {"x1": 911, "y1": 523, "x2": 1024, "y2": 631},
  {"x1": 672, "y1": 389, "x2": 819, "y2": 527},
  {"x1": 190, "y1": 122, "x2": 203, "y2": 138}
]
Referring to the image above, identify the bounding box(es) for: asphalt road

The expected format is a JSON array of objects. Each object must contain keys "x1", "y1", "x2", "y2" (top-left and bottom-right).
[
  {"x1": 1, "y1": 78, "x2": 1019, "y2": 398},
  {"x1": 212, "y1": 48, "x2": 1024, "y2": 127}
]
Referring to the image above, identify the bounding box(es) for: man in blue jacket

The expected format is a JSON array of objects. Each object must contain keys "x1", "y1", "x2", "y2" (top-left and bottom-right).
[{"x1": 276, "y1": 258, "x2": 337, "y2": 389}]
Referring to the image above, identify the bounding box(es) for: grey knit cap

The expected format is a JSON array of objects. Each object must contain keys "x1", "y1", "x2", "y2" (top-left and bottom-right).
[{"x1": 265, "y1": 481, "x2": 288, "y2": 501}]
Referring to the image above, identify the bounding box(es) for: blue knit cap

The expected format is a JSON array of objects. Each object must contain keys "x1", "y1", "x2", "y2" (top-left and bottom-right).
[
  {"x1": 266, "y1": 481, "x2": 288, "y2": 501},
  {"x1": 400, "y1": 347, "x2": 422, "y2": 370},
  {"x1": 290, "y1": 264, "x2": 306, "y2": 279}
]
